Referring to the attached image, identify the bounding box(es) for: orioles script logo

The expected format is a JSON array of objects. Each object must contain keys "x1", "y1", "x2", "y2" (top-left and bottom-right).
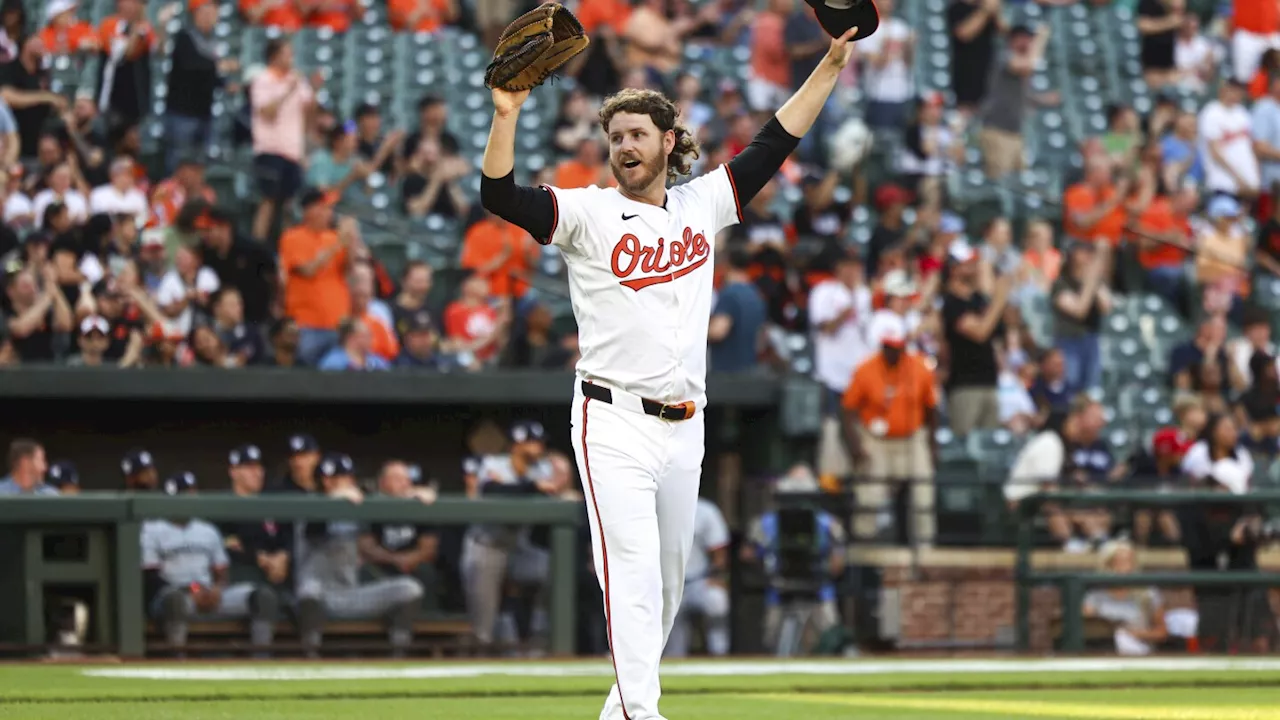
[{"x1": 611, "y1": 228, "x2": 710, "y2": 291}]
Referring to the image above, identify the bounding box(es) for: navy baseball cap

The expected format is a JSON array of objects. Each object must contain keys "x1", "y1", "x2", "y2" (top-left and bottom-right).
[
  {"x1": 510, "y1": 420, "x2": 545, "y2": 444},
  {"x1": 47, "y1": 461, "x2": 79, "y2": 489},
  {"x1": 407, "y1": 463, "x2": 423, "y2": 485},
  {"x1": 315, "y1": 452, "x2": 355, "y2": 481},
  {"x1": 229, "y1": 444, "x2": 263, "y2": 467},
  {"x1": 121, "y1": 448, "x2": 155, "y2": 475},
  {"x1": 287, "y1": 433, "x2": 319, "y2": 455},
  {"x1": 162, "y1": 471, "x2": 198, "y2": 496}
]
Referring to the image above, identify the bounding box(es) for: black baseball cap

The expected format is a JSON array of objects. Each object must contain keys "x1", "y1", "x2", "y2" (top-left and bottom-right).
[
  {"x1": 47, "y1": 460, "x2": 79, "y2": 489},
  {"x1": 511, "y1": 420, "x2": 545, "y2": 444},
  {"x1": 803, "y1": 0, "x2": 879, "y2": 41},
  {"x1": 405, "y1": 310, "x2": 434, "y2": 333},
  {"x1": 121, "y1": 448, "x2": 155, "y2": 475},
  {"x1": 287, "y1": 433, "x2": 320, "y2": 455},
  {"x1": 229, "y1": 444, "x2": 263, "y2": 467},
  {"x1": 315, "y1": 452, "x2": 355, "y2": 481},
  {"x1": 162, "y1": 471, "x2": 198, "y2": 496}
]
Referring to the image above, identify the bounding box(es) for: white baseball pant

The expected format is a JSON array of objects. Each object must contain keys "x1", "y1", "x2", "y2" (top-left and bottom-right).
[{"x1": 571, "y1": 381, "x2": 705, "y2": 720}]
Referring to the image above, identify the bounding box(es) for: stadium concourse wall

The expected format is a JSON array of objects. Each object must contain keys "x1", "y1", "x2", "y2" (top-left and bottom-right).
[{"x1": 0, "y1": 367, "x2": 786, "y2": 492}]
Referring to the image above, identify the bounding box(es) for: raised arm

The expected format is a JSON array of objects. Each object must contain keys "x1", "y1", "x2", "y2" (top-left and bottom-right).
[
  {"x1": 480, "y1": 88, "x2": 556, "y2": 241},
  {"x1": 725, "y1": 28, "x2": 859, "y2": 207}
]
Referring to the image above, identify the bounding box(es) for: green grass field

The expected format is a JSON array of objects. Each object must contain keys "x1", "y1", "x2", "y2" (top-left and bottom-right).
[{"x1": 3, "y1": 657, "x2": 1280, "y2": 719}]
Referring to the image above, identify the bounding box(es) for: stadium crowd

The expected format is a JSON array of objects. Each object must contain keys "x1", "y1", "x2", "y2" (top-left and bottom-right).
[{"x1": 0, "y1": 0, "x2": 1275, "y2": 546}]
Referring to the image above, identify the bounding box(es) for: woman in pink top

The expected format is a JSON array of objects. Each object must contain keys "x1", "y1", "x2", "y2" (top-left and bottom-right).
[{"x1": 248, "y1": 38, "x2": 318, "y2": 241}]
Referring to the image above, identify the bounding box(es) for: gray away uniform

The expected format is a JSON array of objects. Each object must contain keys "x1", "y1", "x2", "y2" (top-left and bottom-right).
[
  {"x1": 142, "y1": 519, "x2": 279, "y2": 648},
  {"x1": 294, "y1": 520, "x2": 423, "y2": 654},
  {"x1": 461, "y1": 454, "x2": 553, "y2": 646}
]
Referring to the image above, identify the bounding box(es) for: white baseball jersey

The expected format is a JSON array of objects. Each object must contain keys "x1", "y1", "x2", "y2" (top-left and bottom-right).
[
  {"x1": 684, "y1": 497, "x2": 730, "y2": 582},
  {"x1": 543, "y1": 165, "x2": 741, "y2": 405},
  {"x1": 809, "y1": 278, "x2": 874, "y2": 392}
]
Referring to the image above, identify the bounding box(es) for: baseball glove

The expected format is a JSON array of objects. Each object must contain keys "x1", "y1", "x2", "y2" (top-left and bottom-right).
[{"x1": 483, "y1": 3, "x2": 589, "y2": 92}]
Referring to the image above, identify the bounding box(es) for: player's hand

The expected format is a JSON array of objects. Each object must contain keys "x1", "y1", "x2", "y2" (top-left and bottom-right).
[
  {"x1": 822, "y1": 27, "x2": 859, "y2": 71},
  {"x1": 194, "y1": 585, "x2": 221, "y2": 612},
  {"x1": 492, "y1": 87, "x2": 530, "y2": 118}
]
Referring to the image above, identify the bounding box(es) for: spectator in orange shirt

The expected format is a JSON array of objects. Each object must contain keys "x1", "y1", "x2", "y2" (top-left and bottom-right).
[
  {"x1": 278, "y1": 189, "x2": 362, "y2": 365},
  {"x1": 841, "y1": 313, "x2": 938, "y2": 542},
  {"x1": 304, "y1": 0, "x2": 358, "y2": 33},
  {"x1": 553, "y1": 137, "x2": 610, "y2": 190},
  {"x1": 96, "y1": 0, "x2": 175, "y2": 130},
  {"x1": 745, "y1": 0, "x2": 791, "y2": 112},
  {"x1": 40, "y1": 0, "x2": 99, "y2": 56},
  {"x1": 1231, "y1": 0, "x2": 1280, "y2": 84},
  {"x1": 1250, "y1": 49, "x2": 1280, "y2": 102},
  {"x1": 240, "y1": 0, "x2": 303, "y2": 31},
  {"x1": 388, "y1": 0, "x2": 457, "y2": 33},
  {"x1": 150, "y1": 157, "x2": 216, "y2": 229},
  {"x1": 1063, "y1": 155, "x2": 1130, "y2": 246},
  {"x1": 1133, "y1": 184, "x2": 1196, "y2": 303},
  {"x1": 443, "y1": 272, "x2": 507, "y2": 366},
  {"x1": 577, "y1": 0, "x2": 630, "y2": 36},
  {"x1": 348, "y1": 262, "x2": 399, "y2": 362},
  {"x1": 460, "y1": 209, "x2": 536, "y2": 300}
]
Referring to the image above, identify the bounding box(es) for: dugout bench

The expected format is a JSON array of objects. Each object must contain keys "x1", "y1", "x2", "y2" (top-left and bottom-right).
[{"x1": 0, "y1": 495, "x2": 582, "y2": 658}]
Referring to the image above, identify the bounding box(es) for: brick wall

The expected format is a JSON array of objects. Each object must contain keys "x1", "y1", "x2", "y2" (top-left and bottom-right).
[{"x1": 874, "y1": 552, "x2": 1279, "y2": 652}]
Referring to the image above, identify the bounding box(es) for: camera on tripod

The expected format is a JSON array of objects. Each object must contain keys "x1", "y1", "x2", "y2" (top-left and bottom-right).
[{"x1": 766, "y1": 503, "x2": 829, "y2": 602}]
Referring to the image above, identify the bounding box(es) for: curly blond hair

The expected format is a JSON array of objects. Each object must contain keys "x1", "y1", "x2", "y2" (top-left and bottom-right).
[{"x1": 598, "y1": 88, "x2": 700, "y2": 183}]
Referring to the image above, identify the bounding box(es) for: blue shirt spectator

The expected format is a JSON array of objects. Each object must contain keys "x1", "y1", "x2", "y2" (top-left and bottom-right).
[
  {"x1": 709, "y1": 252, "x2": 767, "y2": 372},
  {"x1": 1251, "y1": 78, "x2": 1280, "y2": 192},
  {"x1": 318, "y1": 347, "x2": 390, "y2": 371}
]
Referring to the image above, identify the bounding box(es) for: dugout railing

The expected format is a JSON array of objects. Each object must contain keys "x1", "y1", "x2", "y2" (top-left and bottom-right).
[
  {"x1": 1013, "y1": 489, "x2": 1280, "y2": 652},
  {"x1": 0, "y1": 495, "x2": 582, "y2": 658}
]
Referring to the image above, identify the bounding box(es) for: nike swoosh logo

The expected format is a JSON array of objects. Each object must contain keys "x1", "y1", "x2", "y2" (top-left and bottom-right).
[{"x1": 622, "y1": 213, "x2": 638, "y2": 221}]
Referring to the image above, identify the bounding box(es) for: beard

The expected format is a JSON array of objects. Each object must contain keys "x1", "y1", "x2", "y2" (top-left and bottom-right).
[{"x1": 610, "y1": 151, "x2": 666, "y2": 193}]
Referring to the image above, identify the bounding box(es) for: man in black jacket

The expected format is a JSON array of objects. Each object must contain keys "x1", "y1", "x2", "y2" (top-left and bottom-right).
[{"x1": 163, "y1": 0, "x2": 236, "y2": 173}]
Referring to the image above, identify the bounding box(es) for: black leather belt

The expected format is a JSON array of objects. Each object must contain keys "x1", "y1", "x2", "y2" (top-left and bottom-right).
[{"x1": 581, "y1": 381, "x2": 695, "y2": 422}]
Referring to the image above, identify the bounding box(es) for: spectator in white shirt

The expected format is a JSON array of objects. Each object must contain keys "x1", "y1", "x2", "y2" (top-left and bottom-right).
[
  {"x1": 1198, "y1": 79, "x2": 1260, "y2": 200},
  {"x1": 153, "y1": 242, "x2": 220, "y2": 336},
  {"x1": 810, "y1": 253, "x2": 873, "y2": 479},
  {"x1": 32, "y1": 163, "x2": 88, "y2": 227},
  {"x1": 89, "y1": 157, "x2": 147, "y2": 218},
  {"x1": 856, "y1": 0, "x2": 915, "y2": 131},
  {"x1": 1173, "y1": 15, "x2": 1220, "y2": 94}
]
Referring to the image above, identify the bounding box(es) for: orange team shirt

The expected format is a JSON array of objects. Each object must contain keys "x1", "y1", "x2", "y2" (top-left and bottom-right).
[
  {"x1": 279, "y1": 225, "x2": 350, "y2": 330},
  {"x1": 1023, "y1": 247, "x2": 1062, "y2": 283},
  {"x1": 750, "y1": 12, "x2": 790, "y2": 87},
  {"x1": 443, "y1": 301, "x2": 500, "y2": 360},
  {"x1": 554, "y1": 160, "x2": 604, "y2": 190},
  {"x1": 40, "y1": 22, "x2": 96, "y2": 54},
  {"x1": 98, "y1": 17, "x2": 155, "y2": 61},
  {"x1": 1062, "y1": 183, "x2": 1126, "y2": 246},
  {"x1": 149, "y1": 180, "x2": 216, "y2": 228},
  {"x1": 577, "y1": 0, "x2": 631, "y2": 34},
  {"x1": 362, "y1": 310, "x2": 400, "y2": 361},
  {"x1": 1133, "y1": 195, "x2": 1189, "y2": 269},
  {"x1": 1250, "y1": 68, "x2": 1270, "y2": 101},
  {"x1": 307, "y1": 0, "x2": 356, "y2": 32},
  {"x1": 841, "y1": 352, "x2": 938, "y2": 439},
  {"x1": 240, "y1": 0, "x2": 304, "y2": 31},
  {"x1": 388, "y1": 0, "x2": 451, "y2": 32},
  {"x1": 1234, "y1": 0, "x2": 1279, "y2": 35},
  {"x1": 460, "y1": 219, "x2": 532, "y2": 298}
]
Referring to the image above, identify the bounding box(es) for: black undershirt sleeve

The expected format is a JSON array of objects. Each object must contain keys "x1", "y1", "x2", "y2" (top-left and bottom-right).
[
  {"x1": 725, "y1": 116, "x2": 802, "y2": 210},
  {"x1": 480, "y1": 172, "x2": 556, "y2": 244}
]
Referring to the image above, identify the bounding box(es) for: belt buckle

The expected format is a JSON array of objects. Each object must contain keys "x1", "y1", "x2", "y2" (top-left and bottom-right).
[{"x1": 660, "y1": 402, "x2": 691, "y2": 421}]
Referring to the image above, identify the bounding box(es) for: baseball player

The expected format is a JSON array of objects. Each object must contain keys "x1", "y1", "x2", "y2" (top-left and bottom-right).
[
  {"x1": 460, "y1": 420, "x2": 564, "y2": 652},
  {"x1": 664, "y1": 497, "x2": 731, "y2": 658},
  {"x1": 293, "y1": 452, "x2": 423, "y2": 658},
  {"x1": 480, "y1": 21, "x2": 863, "y2": 718},
  {"x1": 219, "y1": 444, "x2": 292, "y2": 589},
  {"x1": 142, "y1": 472, "x2": 279, "y2": 653},
  {"x1": 121, "y1": 447, "x2": 159, "y2": 491}
]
